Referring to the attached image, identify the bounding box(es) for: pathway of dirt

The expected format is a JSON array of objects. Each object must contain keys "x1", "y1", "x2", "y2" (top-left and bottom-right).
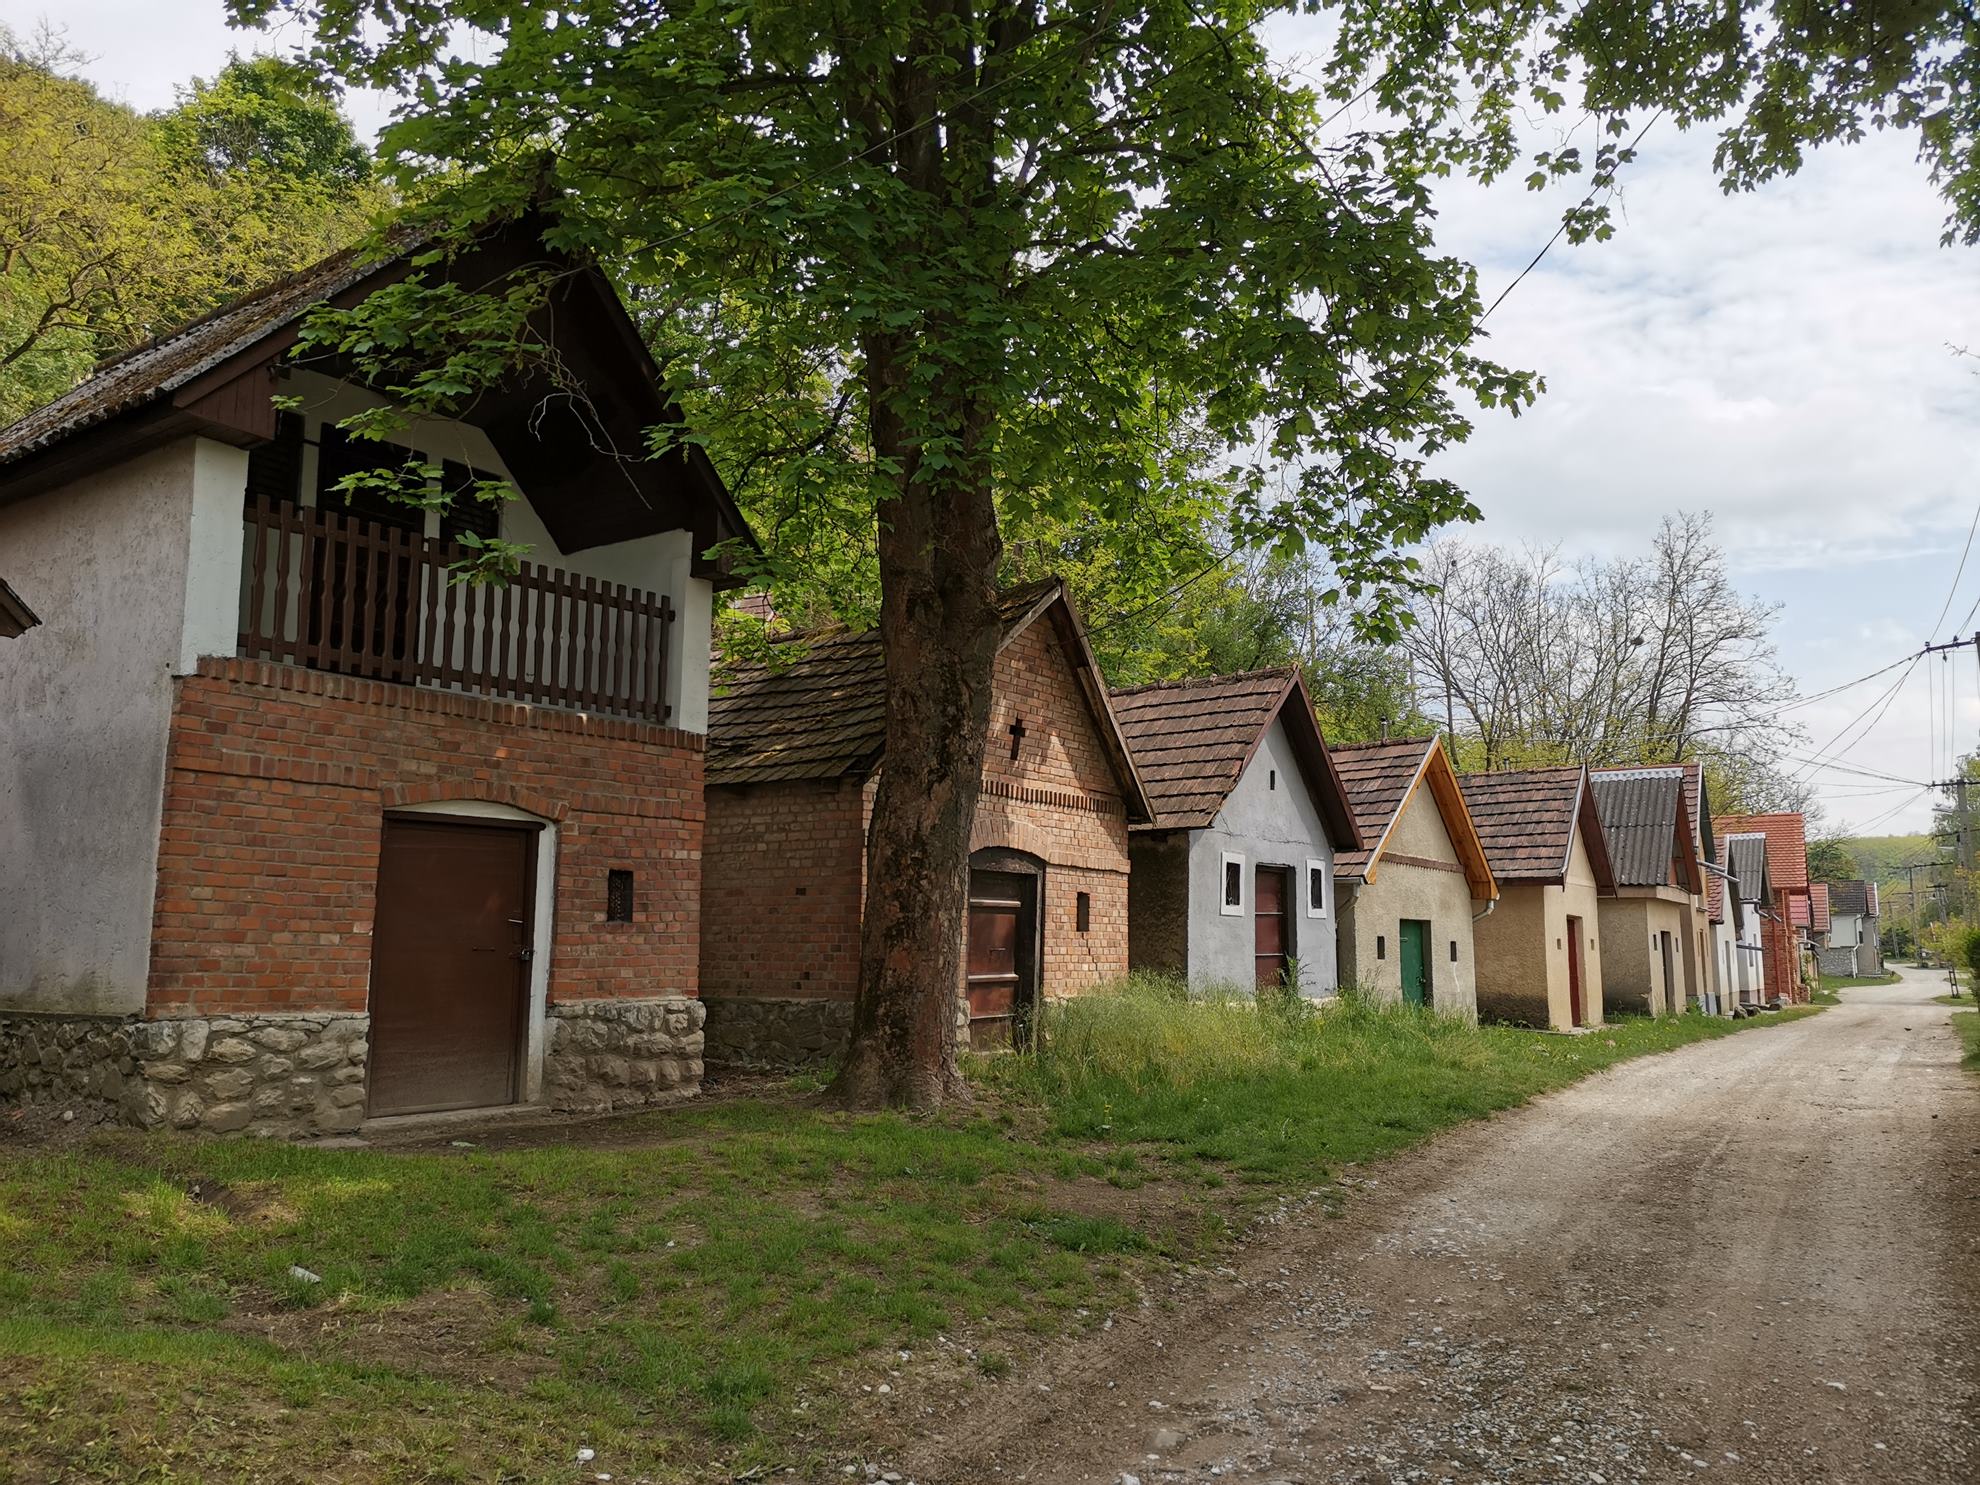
[{"x1": 888, "y1": 969, "x2": 1980, "y2": 1484}]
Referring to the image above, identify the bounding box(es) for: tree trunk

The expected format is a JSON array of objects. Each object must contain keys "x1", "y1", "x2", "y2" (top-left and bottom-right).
[{"x1": 829, "y1": 337, "x2": 1004, "y2": 1110}]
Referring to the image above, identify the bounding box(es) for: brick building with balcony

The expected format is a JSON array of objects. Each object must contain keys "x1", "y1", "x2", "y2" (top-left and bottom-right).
[{"x1": 0, "y1": 218, "x2": 754, "y2": 1134}]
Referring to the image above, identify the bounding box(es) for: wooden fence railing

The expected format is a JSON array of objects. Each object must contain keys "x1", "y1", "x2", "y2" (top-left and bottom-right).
[{"x1": 237, "y1": 495, "x2": 674, "y2": 723}]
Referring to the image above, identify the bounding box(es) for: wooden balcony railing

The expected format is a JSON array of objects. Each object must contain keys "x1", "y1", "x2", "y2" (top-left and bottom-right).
[{"x1": 238, "y1": 495, "x2": 674, "y2": 723}]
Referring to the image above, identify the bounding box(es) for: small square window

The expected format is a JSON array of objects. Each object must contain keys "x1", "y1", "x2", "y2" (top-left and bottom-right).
[
  {"x1": 1306, "y1": 859, "x2": 1328, "y2": 918},
  {"x1": 606, "y1": 869, "x2": 634, "y2": 923},
  {"x1": 1376, "y1": 935, "x2": 1386, "y2": 961},
  {"x1": 1076, "y1": 891, "x2": 1091, "y2": 933}
]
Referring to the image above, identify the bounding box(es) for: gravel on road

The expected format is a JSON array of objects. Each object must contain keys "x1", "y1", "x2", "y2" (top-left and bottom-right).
[{"x1": 896, "y1": 969, "x2": 1980, "y2": 1485}]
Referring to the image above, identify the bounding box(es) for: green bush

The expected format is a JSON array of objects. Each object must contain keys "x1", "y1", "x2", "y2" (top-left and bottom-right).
[{"x1": 1964, "y1": 927, "x2": 1980, "y2": 985}]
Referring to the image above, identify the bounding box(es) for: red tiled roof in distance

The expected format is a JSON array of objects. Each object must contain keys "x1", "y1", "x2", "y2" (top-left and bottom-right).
[
  {"x1": 1810, "y1": 881, "x2": 1832, "y2": 932},
  {"x1": 1714, "y1": 812, "x2": 1808, "y2": 890},
  {"x1": 1788, "y1": 890, "x2": 1812, "y2": 928}
]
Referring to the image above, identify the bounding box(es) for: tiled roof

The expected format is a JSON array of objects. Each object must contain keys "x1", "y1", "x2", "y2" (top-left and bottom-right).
[
  {"x1": 1788, "y1": 890, "x2": 1812, "y2": 928},
  {"x1": 1109, "y1": 669, "x2": 1357, "y2": 842},
  {"x1": 1330, "y1": 738, "x2": 1434, "y2": 876},
  {"x1": 1725, "y1": 833, "x2": 1770, "y2": 903},
  {"x1": 1867, "y1": 881, "x2": 1880, "y2": 916},
  {"x1": 1589, "y1": 768, "x2": 1687, "y2": 888},
  {"x1": 1110, "y1": 670, "x2": 1299, "y2": 828},
  {"x1": 1459, "y1": 765, "x2": 1596, "y2": 884},
  {"x1": 707, "y1": 581, "x2": 1059, "y2": 786},
  {"x1": 706, "y1": 626, "x2": 887, "y2": 782},
  {"x1": 1714, "y1": 812, "x2": 1808, "y2": 890},
  {"x1": 1810, "y1": 881, "x2": 1832, "y2": 933},
  {"x1": 1827, "y1": 879, "x2": 1873, "y2": 916},
  {"x1": 0, "y1": 240, "x2": 395, "y2": 469}
]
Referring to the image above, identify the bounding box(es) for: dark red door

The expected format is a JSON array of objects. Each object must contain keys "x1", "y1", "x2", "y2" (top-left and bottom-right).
[
  {"x1": 966, "y1": 868, "x2": 1037, "y2": 1049},
  {"x1": 1566, "y1": 914, "x2": 1585, "y2": 1027},
  {"x1": 368, "y1": 817, "x2": 534, "y2": 1116},
  {"x1": 1254, "y1": 865, "x2": 1291, "y2": 986}
]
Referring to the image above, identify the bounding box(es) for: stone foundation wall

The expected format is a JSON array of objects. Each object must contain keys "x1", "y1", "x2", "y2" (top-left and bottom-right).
[
  {"x1": 544, "y1": 997, "x2": 705, "y2": 1112},
  {"x1": 0, "y1": 1011, "x2": 369, "y2": 1136},
  {"x1": 1816, "y1": 945, "x2": 1858, "y2": 978},
  {"x1": 703, "y1": 996, "x2": 855, "y2": 1069}
]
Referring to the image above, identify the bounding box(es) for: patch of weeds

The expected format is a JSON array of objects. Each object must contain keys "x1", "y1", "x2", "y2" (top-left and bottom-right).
[{"x1": 976, "y1": 1350, "x2": 1012, "y2": 1378}]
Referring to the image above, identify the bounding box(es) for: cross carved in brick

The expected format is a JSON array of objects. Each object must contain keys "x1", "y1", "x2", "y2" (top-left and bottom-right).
[{"x1": 1008, "y1": 717, "x2": 1026, "y2": 760}]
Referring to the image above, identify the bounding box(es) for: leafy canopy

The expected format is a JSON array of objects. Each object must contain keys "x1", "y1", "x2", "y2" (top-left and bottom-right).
[
  {"x1": 0, "y1": 31, "x2": 381, "y2": 423},
  {"x1": 231, "y1": 0, "x2": 1540, "y2": 638}
]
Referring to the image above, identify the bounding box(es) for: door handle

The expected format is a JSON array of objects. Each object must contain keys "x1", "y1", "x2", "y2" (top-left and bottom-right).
[{"x1": 512, "y1": 947, "x2": 535, "y2": 963}]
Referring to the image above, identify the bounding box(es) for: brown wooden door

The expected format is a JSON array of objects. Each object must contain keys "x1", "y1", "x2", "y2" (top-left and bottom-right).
[
  {"x1": 966, "y1": 868, "x2": 1037, "y2": 1049},
  {"x1": 1566, "y1": 914, "x2": 1584, "y2": 1027},
  {"x1": 1253, "y1": 865, "x2": 1291, "y2": 986},
  {"x1": 368, "y1": 816, "x2": 534, "y2": 1116}
]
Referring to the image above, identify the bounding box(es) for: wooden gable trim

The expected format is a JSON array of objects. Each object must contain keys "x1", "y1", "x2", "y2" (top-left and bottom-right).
[
  {"x1": 1570, "y1": 768, "x2": 1619, "y2": 895},
  {"x1": 1359, "y1": 740, "x2": 1497, "y2": 900}
]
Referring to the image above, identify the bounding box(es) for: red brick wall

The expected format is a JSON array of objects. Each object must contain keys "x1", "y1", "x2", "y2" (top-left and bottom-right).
[
  {"x1": 1761, "y1": 890, "x2": 1800, "y2": 1004},
  {"x1": 701, "y1": 778, "x2": 866, "y2": 1001},
  {"x1": 147, "y1": 658, "x2": 703, "y2": 1016},
  {"x1": 704, "y1": 608, "x2": 1133, "y2": 1006}
]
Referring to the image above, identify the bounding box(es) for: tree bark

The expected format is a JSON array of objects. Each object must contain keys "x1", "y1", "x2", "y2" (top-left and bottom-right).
[{"x1": 829, "y1": 335, "x2": 1004, "y2": 1110}]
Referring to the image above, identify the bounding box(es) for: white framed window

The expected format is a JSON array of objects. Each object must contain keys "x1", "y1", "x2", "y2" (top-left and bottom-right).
[
  {"x1": 1220, "y1": 851, "x2": 1245, "y2": 916},
  {"x1": 1305, "y1": 858, "x2": 1330, "y2": 918}
]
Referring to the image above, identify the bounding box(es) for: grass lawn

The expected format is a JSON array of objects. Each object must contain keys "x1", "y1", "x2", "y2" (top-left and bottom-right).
[
  {"x1": 0, "y1": 990, "x2": 1815, "y2": 1484},
  {"x1": 1953, "y1": 1005, "x2": 1980, "y2": 1070},
  {"x1": 1813, "y1": 970, "x2": 1900, "y2": 1004}
]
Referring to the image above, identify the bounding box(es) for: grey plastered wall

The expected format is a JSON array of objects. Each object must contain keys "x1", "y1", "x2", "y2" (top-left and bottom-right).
[
  {"x1": 1127, "y1": 831, "x2": 1192, "y2": 977},
  {"x1": 1336, "y1": 787, "x2": 1480, "y2": 1020},
  {"x1": 0, "y1": 438, "x2": 247, "y2": 1015},
  {"x1": 1180, "y1": 718, "x2": 1339, "y2": 997},
  {"x1": 1597, "y1": 891, "x2": 1689, "y2": 1016}
]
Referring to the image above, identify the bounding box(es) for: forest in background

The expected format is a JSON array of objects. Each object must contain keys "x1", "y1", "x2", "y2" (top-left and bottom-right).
[{"x1": 1, "y1": 23, "x2": 1811, "y2": 821}]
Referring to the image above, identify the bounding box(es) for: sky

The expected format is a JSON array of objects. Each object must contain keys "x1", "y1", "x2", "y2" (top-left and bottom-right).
[{"x1": 12, "y1": 1, "x2": 1980, "y2": 839}]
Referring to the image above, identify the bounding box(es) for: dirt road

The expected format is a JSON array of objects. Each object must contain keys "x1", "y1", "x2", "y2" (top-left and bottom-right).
[{"x1": 901, "y1": 970, "x2": 1980, "y2": 1484}]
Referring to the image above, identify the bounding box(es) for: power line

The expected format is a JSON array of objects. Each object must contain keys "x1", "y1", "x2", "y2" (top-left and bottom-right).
[{"x1": 1927, "y1": 495, "x2": 1980, "y2": 642}]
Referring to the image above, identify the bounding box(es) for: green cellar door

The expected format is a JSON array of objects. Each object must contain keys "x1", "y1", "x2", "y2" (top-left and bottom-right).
[{"x1": 1400, "y1": 919, "x2": 1430, "y2": 1008}]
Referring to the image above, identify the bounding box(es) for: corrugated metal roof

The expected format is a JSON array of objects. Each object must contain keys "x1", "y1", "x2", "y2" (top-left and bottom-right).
[
  {"x1": 1725, "y1": 833, "x2": 1770, "y2": 902},
  {"x1": 1589, "y1": 768, "x2": 1687, "y2": 888},
  {"x1": 1459, "y1": 765, "x2": 1589, "y2": 883}
]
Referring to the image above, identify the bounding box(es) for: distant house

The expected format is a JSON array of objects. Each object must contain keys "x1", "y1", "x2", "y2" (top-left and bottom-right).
[
  {"x1": 1703, "y1": 839, "x2": 1742, "y2": 1017},
  {"x1": 700, "y1": 580, "x2": 1151, "y2": 1064},
  {"x1": 1723, "y1": 832, "x2": 1773, "y2": 1008},
  {"x1": 1461, "y1": 765, "x2": 1616, "y2": 1030},
  {"x1": 1821, "y1": 880, "x2": 1883, "y2": 978},
  {"x1": 1111, "y1": 668, "x2": 1360, "y2": 998},
  {"x1": 1714, "y1": 812, "x2": 1810, "y2": 1004},
  {"x1": 1589, "y1": 768, "x2": 1707, "y2": 1017},
  {"x1": 1329, "y1": 736, "x2": 1497, "y2": 1018},
  {"x1": 0, "y1": 577, "x2": 37, "y2": 638},
  {"x1": 0, "y1": 216, "x2": 754, "y2": 1134}
]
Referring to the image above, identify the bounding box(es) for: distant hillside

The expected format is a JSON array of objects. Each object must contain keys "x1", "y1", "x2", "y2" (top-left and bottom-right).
[{"x1": 1840, "y1": 834, "x2": 1937, "y2": 886}]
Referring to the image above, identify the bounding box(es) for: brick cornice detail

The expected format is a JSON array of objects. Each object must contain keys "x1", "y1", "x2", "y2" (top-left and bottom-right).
[
  {"x1": 193, "y1": 656, "x2": 706, "y2": 753},
  {"x1": 977, "y1": 774, "x2": 1122, "y2": 819}
]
